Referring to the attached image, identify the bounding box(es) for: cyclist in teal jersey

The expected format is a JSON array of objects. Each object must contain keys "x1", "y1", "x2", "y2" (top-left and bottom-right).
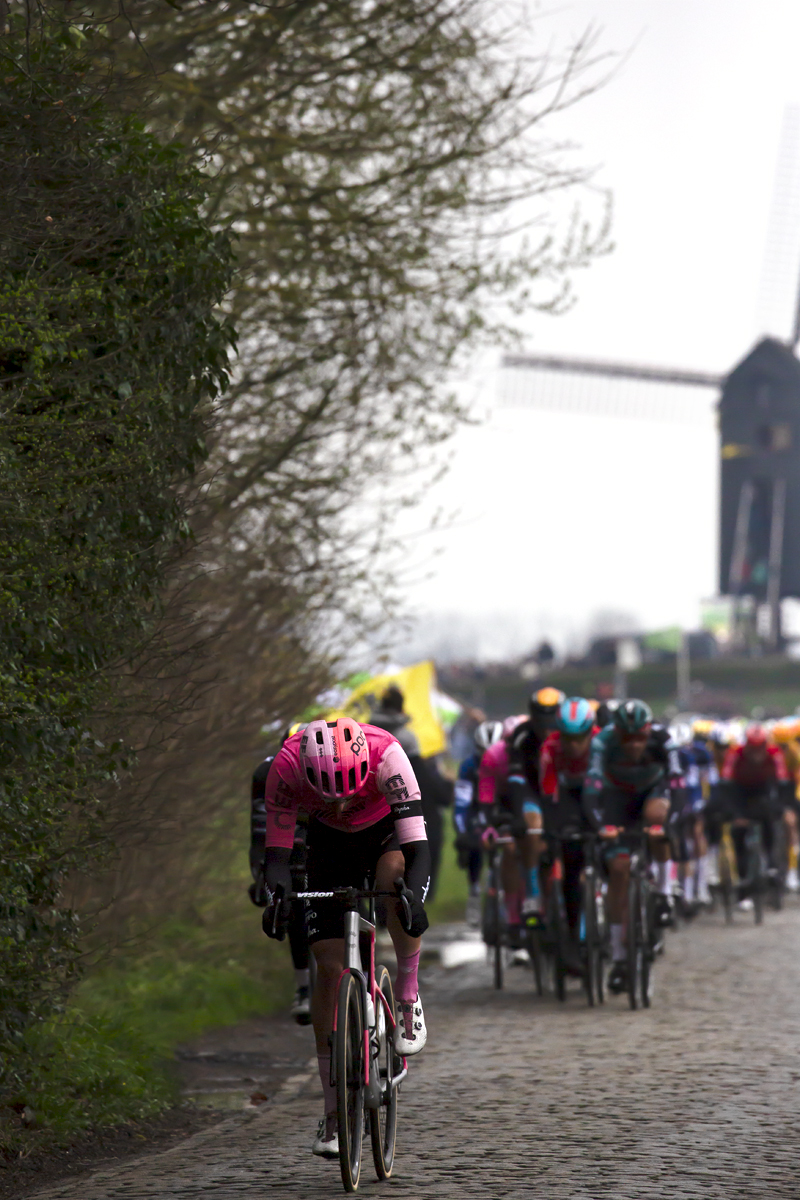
[{"x1": 582, "y1": 699, "x2": 683, "y2": 994}]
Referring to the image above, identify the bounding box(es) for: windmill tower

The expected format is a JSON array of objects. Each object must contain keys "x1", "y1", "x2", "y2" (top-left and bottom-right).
[{"x1": 501, "y1": 107, "x2": 800, "y2": 653}]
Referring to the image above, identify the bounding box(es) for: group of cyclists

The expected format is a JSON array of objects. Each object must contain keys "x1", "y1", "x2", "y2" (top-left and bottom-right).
[
  {"x1": 455, "y1": 688, "x2": 800, "y2": 992},
  {"x1": 248, "y1": 686, "x2": 800, "y2": 1162}
]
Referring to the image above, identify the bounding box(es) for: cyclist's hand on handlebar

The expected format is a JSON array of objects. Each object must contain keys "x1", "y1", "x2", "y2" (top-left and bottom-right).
[
  {"x1": 261, "y1": 885, "x2": 291, "y2": 940},
  {"x1": 599, "y1": 824, "x2": 621, "y2": 840},
  {"x1": 394, "y1": 877, "x2": 429, "y2": 938},
  {"x1": 481, "y1": 825, "x2": 499, "y2": 849}
]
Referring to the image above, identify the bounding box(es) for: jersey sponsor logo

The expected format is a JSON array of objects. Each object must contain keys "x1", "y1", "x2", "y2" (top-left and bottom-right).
[{"x1": 385, "y1": 773, "x2": 409, "y2": 800}]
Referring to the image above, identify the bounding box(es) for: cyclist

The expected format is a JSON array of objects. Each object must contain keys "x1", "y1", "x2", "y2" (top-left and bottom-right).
[
  {"x1": 583, "y1": 699, "x2": 683, "y2": 995},
  {"x1": 715, "y1": 724, "x2": 793, "y2": 910},
  {"x1": 250, "y1": 723, "x2": 311, "y2": 1024},
  {"x1": 261, "y1": 718, "x2": 430, "y2": 1159},
  {"x1": 680, "y1": 720, "x2": 718, "y2": 909},
  {"x1": 771, "y1": 720, "x2": 800, "y2": 891},
  {"x1": 455, "y1": 720, "x2": 503, "y2": 925},
  {"x1": 538, "y1": 697, "x2": 598, "y2": 967},
  {"x1": 479, "y1": 691, "x2": 563, "y2": 946}
]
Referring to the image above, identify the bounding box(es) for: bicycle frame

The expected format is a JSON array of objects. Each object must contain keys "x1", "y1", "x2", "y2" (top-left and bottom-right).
[
  {"x1": 337, "y1": 906, "x2": 407, "y2": 1104},
  {"x1": 282, "y1": 887, "x2": 409, "y2": 1100}
]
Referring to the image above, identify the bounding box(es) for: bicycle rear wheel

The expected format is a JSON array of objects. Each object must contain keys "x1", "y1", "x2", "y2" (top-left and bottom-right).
[
  {"x1": 336, "y1": 971, "x2": 365, "y2": 1192},
  {"x1": 369, "y1": 966, "x2": 398, "y2": 1180}
]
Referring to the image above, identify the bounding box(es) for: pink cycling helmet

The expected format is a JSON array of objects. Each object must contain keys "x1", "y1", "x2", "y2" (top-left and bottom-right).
[
  {"x1": 300, "y1": 717, "x2": 369, "y2": 800},
  {"x1": 502, "y1": 714, "x2": 526, "y2": 739}
]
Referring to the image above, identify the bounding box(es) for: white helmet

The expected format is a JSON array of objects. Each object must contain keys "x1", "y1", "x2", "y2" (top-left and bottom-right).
[{"x1": 474, "y1": 720, "x2": 503, "y2": 753}]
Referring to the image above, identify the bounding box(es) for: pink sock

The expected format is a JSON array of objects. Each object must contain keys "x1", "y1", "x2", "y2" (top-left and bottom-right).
[
  {"x1": 317, "y1": 1052, "x2": 337, "y2": 1116},
  {"x1": 395, "y1": 949, "x2": 420, "y2": 1002},
  {"x1": 505, "y1": 891, "x2": 521, "y2": 925}
]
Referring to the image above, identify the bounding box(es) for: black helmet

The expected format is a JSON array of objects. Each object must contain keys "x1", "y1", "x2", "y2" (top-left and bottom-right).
[
  {"x1": 613, "y1": 699, "x2": 653, "y2": 736},
  {"x1": 595, "y1": 698, "x2": 620, "y2": 728},
  {"x1": 528, "y1": 686, "x2": 564, "y2": 717}
]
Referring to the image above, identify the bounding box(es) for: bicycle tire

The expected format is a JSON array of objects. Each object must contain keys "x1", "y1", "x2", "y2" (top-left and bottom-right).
[
  {"x1": 582, "y1": 870, "x2": 601, "y2": 1008},
  {"x1": 547, "y1": 878, "x2": 567, "y2": 1003},
  {"x1": 626, "y1": 872, "x2": 643, "y2": 1011},
  {"x1": 526, "y1": 924, "x2": 546, "y2": 996},
  {"x1": 770, "y1": 819, "x2": 786, "y2": 911},
  {"x1": 369, "y1": 966, "x2": 398, "y2": 1181},
  {"x1": 491, "y1": 881, "x2": 504, "y2": 990},
  {"x1": 640, "y1": 885, "x2": 653, "y2": 1009},
  {"x1": 748, "y1": 829, "x2": 764, "y2": 925},
  {"x1": 335, "y1": 971, "x2": 365, "y2": 1193},
  {"x1": 719, "y1": 829, "x2": 735, "y2": 924}
]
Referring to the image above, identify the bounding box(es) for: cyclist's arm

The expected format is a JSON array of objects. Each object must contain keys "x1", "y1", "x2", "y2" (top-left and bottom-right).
[{"x1": 378, "y1": 742, "x2": 431, "y2": 904}]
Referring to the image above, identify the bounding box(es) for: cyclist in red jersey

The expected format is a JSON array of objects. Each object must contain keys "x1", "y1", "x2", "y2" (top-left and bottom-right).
[
  {"x1": 261, "y1": 718, "x2": 430, "y2": 1159},
  {"x1": 538, "y1": 697, "x2": 598, "y2": 968},
  {"x1": 717, "y1": 725, "x2": 793, "y2": 906}
]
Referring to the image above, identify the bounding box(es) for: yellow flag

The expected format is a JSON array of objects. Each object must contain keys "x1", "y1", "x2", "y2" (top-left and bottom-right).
[{"x1": 329, "y1": 661, "x2": 447, "y2": 758}]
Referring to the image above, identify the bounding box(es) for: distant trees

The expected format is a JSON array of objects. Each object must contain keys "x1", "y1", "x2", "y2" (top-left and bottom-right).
[{"x1": 0, "y1": 10, "x2": 234, "y2": 1084}]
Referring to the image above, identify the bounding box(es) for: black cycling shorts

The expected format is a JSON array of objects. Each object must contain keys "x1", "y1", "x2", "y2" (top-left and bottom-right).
[
  {"x1": 305, "y1": 813, "x2": 400, "y2": 944},
  {"x1": 599, "y1": 783, "x2": 665, "y2": 831}
]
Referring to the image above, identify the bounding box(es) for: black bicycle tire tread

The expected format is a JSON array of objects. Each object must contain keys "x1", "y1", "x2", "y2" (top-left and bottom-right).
[{"x1": 336, "y1": 971, "x2": 364, "y2": 1193}]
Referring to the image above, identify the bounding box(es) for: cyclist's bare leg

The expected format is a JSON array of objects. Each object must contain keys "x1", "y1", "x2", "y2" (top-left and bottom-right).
[
  {"x1": 521, "y1": 803, "x2": 543, "y2": 912},
  {"x1": 310, "y1": 937, "x2": 345, "y2": 1136},
  {"x1": 310, "y1": 938, "x2": 344, "y2": 1055},
  {"x1": 500, "y1": 843, "x2": 523, "y2": 925},
  {"x1": 607, "y1": 853, "x2": 629, "y2": 963}
]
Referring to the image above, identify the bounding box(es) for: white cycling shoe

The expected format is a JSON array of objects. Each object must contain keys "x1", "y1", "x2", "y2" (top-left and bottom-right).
[
  {"x1": 312, "y1": 1116, "x2": 339, "y2": 1159},
  {"x1": 394, "y1": 993, "x2": 427, "y2": 1056}
]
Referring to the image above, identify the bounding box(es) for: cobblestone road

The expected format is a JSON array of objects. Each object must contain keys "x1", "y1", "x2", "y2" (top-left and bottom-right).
[{"x1": 33, "y1": 906, "x2": 800, "y2": 1199}]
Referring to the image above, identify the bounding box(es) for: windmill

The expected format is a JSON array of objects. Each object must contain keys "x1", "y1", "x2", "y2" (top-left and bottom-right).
[{"x1": 500, "y1": 106, "x2": 800, "y2": 654}]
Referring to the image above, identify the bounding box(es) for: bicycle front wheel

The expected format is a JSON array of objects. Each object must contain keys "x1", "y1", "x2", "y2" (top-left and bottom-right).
[
  {"x1": 369, "y1": 965, "x2": 398, "y2": 1180},
  {"x1": 626, "y1": 873, "x2": 643, "y2": 1011},
  {"x1": 582, "y1": 870, "x2": 602, "y2": 1007},
  {"x1": 336, "y1": 971, "x2": 365, "y2": 1192}
]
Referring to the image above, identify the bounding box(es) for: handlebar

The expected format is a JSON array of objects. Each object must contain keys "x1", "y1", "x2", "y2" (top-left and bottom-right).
[{"x1": 268, "y1": 878, "x2": 414, "y2": 935}]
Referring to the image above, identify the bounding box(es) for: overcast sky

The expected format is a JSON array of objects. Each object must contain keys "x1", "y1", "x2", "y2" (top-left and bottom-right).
[{"x1": 392, "y1": 0, "x2": 800, "y2": 662}]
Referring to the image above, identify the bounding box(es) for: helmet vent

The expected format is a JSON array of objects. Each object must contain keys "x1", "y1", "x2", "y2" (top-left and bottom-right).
[
  {"x1": 306, "y1": 767, "x2": 316, "y2": 786},
  {"x1": 343, "y1": 727, "x2": 352, "y2": 741},
  {"x1": 348, "y1": 767, "x2": 356, "y2": 790},
  {"x1": 360, "y1": 761, "x2": 368, "y2": 781},
  {"x1": 321, "y1": 770, "x2": 331, "y2": 792},
  {"x1": 316, "y1": 730, "x2": 324, "y2": 745},
  {"x1": 335, "y1": 770, "x2": 343, "y2": 793}
]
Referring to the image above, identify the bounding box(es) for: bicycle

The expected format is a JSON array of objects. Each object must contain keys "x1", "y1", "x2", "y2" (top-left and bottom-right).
[
  {"x1": 270, "y1": 879, "x2": 412, "y2": 1193},
  {"x1": 540, "y1": 830, "x2": 606, "y2": 1006},
  {"x1": 483, "y1": 832, "x2": 546, "y2": 995},
  {"x1": 604, "y1": 824, "x2": 665, "y2": 1011}
]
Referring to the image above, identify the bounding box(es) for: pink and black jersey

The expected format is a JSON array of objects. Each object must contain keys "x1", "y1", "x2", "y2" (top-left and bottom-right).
[
  {"x1": 264, "y1": 724, "x2": 425, "y2": 849},
  {"x1": 477, "y1": 738, "x2": 510, "y2": 808}
]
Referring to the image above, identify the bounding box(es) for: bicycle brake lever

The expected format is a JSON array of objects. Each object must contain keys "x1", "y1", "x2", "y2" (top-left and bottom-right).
[
  {"x1": 271, "y1": 882, "x2": 285, "y2": 938},
  {"x1": 393, "y1": 877, "x2": 413, "y2": 928}
]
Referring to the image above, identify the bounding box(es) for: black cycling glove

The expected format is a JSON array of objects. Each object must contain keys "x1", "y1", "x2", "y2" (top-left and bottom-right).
[
  {"x1": 400, "y1": 894, "x2": 429, "y2": 938},
  {"x1": 262, "y1": 889, "x2": 291, "y2": 940}
]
